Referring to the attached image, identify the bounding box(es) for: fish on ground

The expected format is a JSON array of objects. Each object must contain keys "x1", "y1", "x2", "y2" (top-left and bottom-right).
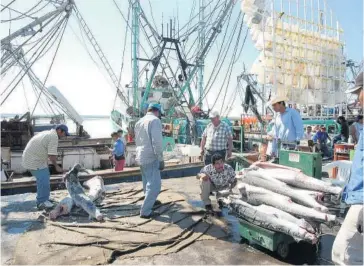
[
  {"x1": 83, "y1": 175, "x2": 106, "y2": 204},
  {"x1": 63, "y1": 164, "x2": 103, "y2": 221},
  {"x1": 49, "y1": 175, "x2": 106, "y2": 220}
]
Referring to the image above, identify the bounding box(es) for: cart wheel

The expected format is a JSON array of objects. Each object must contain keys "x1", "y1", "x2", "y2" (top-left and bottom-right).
[
  {"x1": 277, "y1": 242, "x2": 289, "y2": 259},
  {"x1": 240, "y1": 237, "x2": 249, "y2": 245}
]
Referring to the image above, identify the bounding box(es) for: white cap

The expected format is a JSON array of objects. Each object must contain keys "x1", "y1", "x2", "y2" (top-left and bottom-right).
[
  {"x1": 208, "y1": 110, "x2": 220, "y2": 119},
  {"x1": 266, "y1": 95, "x2": 289, "y2": 106}
]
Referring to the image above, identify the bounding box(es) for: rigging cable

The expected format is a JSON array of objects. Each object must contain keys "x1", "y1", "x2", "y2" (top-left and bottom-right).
[
  {"x1": 21, "y1": 75, "x2": 30, "y2": 112},
  {"x1": 195, "y1": 7, "x2": 236, "y2": 104},
  {"x1": 113, "y1": 3, "x2": 131, "y2": 110},
  {"x1": 212, "y1": 14, "x2": 243, "y2": 112},
  {"x1": 1, "y1": 14, "x2": 67, "y2": 106},
  {"x1": 167, "y1": 0, "x2": 233, "y2": 113},
  {"x1": 147, "y1": 0, "x2": 159, "y2": 33},
  {"x1": 1, "y1": 0, "x2": 16, "y2": 12},
  {"x1": 181, "y1": 0, "x2": 196, "y2": 51},
  {"x1": 1, "y1": 14, "x2": 65, "y2": 96},
  {"x1": 1, "y1": 0, "x2": 43, "y2": 22},
  {"x1": 113, "y1": 0, "x2": 150, "y2": 60},
  {"x1": 219, "y1": 17, "x2": 246, "y2": 114},
  {"x1": 176, "y1": 0, "x2": 216, "y2": 39},
  {"x1": 1, "y1": 8, "x2": 62, "y2": 67},
  {"x1": 31, "y1": 15, "x2": 69, "y2": 116}
]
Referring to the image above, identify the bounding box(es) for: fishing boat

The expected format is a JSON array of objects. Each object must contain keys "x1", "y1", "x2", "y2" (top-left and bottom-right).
[{"x1": 0, "y1": 0, "x2": 360, "y2": 175}]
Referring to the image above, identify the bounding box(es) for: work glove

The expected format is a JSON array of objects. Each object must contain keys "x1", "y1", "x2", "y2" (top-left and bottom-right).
[
  {"x1": 159, "y1": 161, "x2": 165, "y2": 171},
  {"x1": 357, "y1": 208, "x2": 363, "y2": 234}
]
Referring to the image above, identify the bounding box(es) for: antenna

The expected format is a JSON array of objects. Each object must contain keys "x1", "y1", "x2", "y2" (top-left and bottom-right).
[{"x1": 161, "y1": 13, "x2": 164, "y2": 37}]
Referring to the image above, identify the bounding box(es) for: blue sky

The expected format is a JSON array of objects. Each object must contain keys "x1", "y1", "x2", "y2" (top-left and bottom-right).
[{"x1": 1, "y1": 0, "x2": 363, "y2": 116}]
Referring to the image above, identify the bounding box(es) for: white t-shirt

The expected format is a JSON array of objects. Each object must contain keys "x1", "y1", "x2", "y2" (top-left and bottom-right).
[{"x1": 304, "y1": 132, "x2": 313, "y2": 140}]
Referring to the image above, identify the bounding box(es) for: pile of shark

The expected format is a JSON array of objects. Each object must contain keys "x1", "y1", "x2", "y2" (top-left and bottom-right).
[
  {"x1": 49, "y1": 162, "x2": 342, "y2": 245},
  {"x1": 219, "y1": 162, "x2": 343, "y2": 244}
]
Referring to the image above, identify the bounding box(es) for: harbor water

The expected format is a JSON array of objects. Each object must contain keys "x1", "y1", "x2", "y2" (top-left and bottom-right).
[{"x1": 66, "y1": 118, "x2": 115, "y2": 138}]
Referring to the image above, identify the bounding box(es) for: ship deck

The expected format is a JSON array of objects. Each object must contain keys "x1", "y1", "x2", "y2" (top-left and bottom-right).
[{"x1": 1, "y1": 176, "x2": 337, "y2": 265}]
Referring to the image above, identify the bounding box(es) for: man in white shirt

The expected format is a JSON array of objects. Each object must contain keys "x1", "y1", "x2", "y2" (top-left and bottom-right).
[
  {"x1": 200, "y1": 110, "x2": 233, "y2": 165},
  {"x1": 22, "y1": 125, "x2": 69, "y2": 210},
  {"x1": 304, "y1": 126, "x2": 313, "y2": 140}
]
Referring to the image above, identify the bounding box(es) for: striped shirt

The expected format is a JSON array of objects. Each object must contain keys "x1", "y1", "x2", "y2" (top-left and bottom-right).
[
  {"x1": 22, "y1": 129, "x2": 59, "y2": 170},
  {"x1": 202, "y1": 121, "x2": 232, "y2": 151}
]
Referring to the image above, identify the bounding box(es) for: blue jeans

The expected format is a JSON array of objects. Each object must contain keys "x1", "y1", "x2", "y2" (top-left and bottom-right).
[
  {"x1": 30, "y1": 167, "x2": 50, "y2": 204},
  {"x1": 140, "y1": 160, "x2": 161, "y2": 216}
]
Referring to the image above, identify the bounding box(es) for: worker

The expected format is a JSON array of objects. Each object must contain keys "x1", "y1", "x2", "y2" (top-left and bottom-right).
[
  {"x1": 333, "y1": 116, "x2": 349, "y2": 147},
  {"x1": 22, "y1": 124, "x2": 69, "y2": 210},
  {"x1": 200, "y1": 110, "x2": 233, "y2": 165},
  {"x1": 135, "y1": 103, "x2": 164, "y2": 219},
  {"x1": 304, "y1": 126, "x2": 313, "y2": 140},
  {"x1": 332, "y1": 72, "x2": 363, "y2": 265},
  {"x1": 313, "y1": 126, "x2": 331, "y2": 158},
  {"x1": 266, "y1": 96, "x2": 304, "y2": 157},
  {"x1": 108, "y1": 132, "x2": 125, "y2": 171},
  {"x1": 349, "y1": 115, "x2": 363, "y2": 144},
  {"x1": 197, "y1": 153, "x2": 237, "y2": 214}
]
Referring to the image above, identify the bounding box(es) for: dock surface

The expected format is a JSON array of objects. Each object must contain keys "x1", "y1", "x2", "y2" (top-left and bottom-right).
[{"x1": 1, "y1": 176, "x2": 337, "y2": 265}]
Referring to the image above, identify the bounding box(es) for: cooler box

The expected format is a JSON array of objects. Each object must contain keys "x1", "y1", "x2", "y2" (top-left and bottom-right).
[{"x1": 278, "y1": 150, "x2": 322, "y2": 179}]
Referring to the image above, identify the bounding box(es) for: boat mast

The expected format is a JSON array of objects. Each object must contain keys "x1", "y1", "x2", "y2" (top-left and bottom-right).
[
  {"x1": 132, "y1": 0, "x2": 140, "y2": 115},
  {"x1": 197, "y1": 0, "x2": 206, "y2": 108},
  {"x1": 168, "y1": 0, "x2": 236, "y2": 117}
]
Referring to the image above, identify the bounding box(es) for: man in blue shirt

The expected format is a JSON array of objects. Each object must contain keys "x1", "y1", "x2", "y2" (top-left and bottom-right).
[
  {"x1": 267, "y1": 96, "x2": 304, "y2": 156},
  {"x1": 332, "y1": 72, "x2": 363, "y2": 265},
  {"x1": 313, "y1": 126, "x2": 331, "y2": 158}
]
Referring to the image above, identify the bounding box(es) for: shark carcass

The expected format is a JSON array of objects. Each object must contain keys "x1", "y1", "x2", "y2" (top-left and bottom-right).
[
  {"x1": 219, "y1": 197, "x2": 318, "y2": 244},
  {"x1": 49, "y1": 164, "x2": 105, "y2": 221}
]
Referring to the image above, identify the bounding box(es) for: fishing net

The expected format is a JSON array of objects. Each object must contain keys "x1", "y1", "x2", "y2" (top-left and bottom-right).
[{"x1": 13, "y1": 187, "x2": 227, "y2": 265}]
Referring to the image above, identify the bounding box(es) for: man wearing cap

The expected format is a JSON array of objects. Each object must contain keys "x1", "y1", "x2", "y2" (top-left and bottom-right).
[
  {"x1": 22, "y1": 124, "x2": 69, "y2": 210},
  {"x1": 266, "y1": 96, "x2": 304, "y2": 156},
  {"x1": 135, "y1": 103, "x2": 164, "y2": 219},
  {"x1": 200, "y1": 110, "x2": 233, "y2": 165},
  {"x1": 332, "y1": 72, "x2": 363, "y2": 265}
]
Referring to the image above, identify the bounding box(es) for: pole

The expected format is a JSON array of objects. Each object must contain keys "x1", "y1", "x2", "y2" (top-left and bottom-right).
[
  {"x1": 132, "y1": 0, "x2": 140, "y2": 115},
  {"x1": 197, "y1": 0, "x2": 205, "y2": 108}
]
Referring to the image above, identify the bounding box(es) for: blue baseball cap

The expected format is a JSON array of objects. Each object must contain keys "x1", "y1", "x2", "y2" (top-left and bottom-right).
[
  {"x1": 56, "y1": 124, "x2": 70, "y2": 136},
  {"x1": 148, "y1": 103, "x2": 162, "y2": 112}
]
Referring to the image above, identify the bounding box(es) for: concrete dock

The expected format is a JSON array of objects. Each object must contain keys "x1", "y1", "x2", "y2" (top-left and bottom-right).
[{"x1": 1, "y1": 176, "x2": 337, "y2": 265}]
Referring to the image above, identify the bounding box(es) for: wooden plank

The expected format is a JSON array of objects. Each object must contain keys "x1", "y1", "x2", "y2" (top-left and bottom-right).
[{"x1": 1, "y1": 162, "x2": 204, "y2": 190}]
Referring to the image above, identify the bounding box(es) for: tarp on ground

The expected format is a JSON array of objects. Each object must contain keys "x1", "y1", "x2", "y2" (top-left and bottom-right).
[{"x1": 13, "y1": 187, "x2": 228, "y2": 265}]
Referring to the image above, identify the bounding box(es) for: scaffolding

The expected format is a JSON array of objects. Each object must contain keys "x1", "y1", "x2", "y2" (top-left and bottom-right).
[{"x1": 241, "y1": 0, "x2": 347, "y2": 118}]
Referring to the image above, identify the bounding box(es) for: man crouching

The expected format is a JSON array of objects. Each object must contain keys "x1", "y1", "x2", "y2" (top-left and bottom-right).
[{"x1": 197, "y1": 153, "x2": 237, "y2": 214}]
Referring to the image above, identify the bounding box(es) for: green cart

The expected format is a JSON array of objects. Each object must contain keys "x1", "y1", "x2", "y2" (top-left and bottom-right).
[{"x1": 238, "y1": 219, "x2": 295, "y2": 259}]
